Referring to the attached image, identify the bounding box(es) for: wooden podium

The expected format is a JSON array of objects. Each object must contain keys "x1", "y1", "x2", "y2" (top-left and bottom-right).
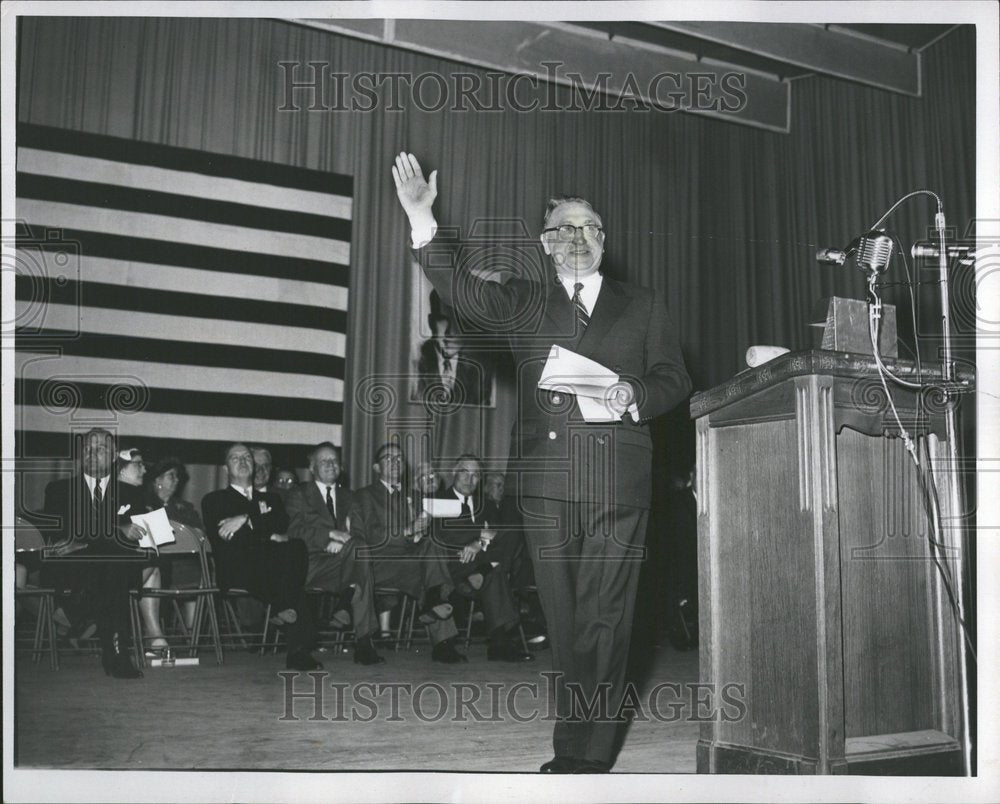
[{"x1": 690, "y1": 350, "x2": 973, "y2": 775}]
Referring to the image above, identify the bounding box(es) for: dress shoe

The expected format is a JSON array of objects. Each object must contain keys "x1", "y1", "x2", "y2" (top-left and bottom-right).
[
  {"x1": 285, "y1": 649, "x2": 324, "y2": 671},
  {"x1": 353, "y1": 638, "x2": 386, "y2": 666},
  {"x1": 487, "y1": 640, "x2": 535, "y2": 662},
  {"x1": 431, "y1": 638, "x2": 468, "y2": 664},
  {"x1": 574, "y1": 759, "x2": 611, "y2": 773},
  {"x1": 417, "y1": 602, "x2": 453, "y2": 626},
  {"x1": 539, "y1": 756, "x2": 579, "y2": 773},
  {"x1": 269, "y1": 608, "x2": 298, "y2": 626},
  {"x1": 101, "y1": 632, "x2": 143, "y2": 679},
  {"x1": 526, "y1": 633, "x2": 549, "y2": 651}
]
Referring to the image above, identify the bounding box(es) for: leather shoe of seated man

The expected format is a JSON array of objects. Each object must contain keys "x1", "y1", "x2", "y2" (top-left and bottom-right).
[
  {"x1": 431, "y1": 637, "x2": 468, "y2": 663},
  {"x1": 486, "y1": 632, "x2": 534, "y2": 662},
  {"x1": 285, "y1": 649, "x2": 323, "y2": 671},
  {"x1": 353, "y1": 636, "x2": 386, "y2": 666},
  {"x1": 540, "y1": 756, "x2": 580, "y2": 773}
]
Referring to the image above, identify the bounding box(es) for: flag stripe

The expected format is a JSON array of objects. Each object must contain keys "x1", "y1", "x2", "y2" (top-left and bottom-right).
[
  {"x1": 17, "y1": 173, "x2": 352, "y2": 241},
  {"x1": 17, "y1": 408, "x2": 339, "y2": 447},
  {"x1": 18, "y1": 228, "x2": 349, "y2": 287},
  {"x1": 18, "y1": 303, "x2": 346, "y2": 357},
  {"x1": 17, "y1": 332, "x2": 345, "y2": 379},
  {"x1": 16, "y1": 199, "x2": 350, "y2": 264},
  {"x1": 16, "y1": 276, "x2": 347, "y2": 334},
  {"x1": 17, "y1": 147, "x2": 351, "y2": 219},
  {"x1": 17, "y1": 123, "x2": 352, "y2": 196},
  {"x1": 16, "y1": 353, "x2": 343, "y2": 403},
  {"x1": 16, "y1": 431, "x2": 318, "y2": 469},
  {"x1": 16, "y1": 379, "x2": 343, "y2": 424},
  {"x1": 47, "y1": 255, "x2": 348, "y2": 312}
]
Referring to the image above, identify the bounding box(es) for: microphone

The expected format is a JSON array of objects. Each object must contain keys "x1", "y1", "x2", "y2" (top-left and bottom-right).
[
  {"x1": 855, "y1": 231, "x2": 894, "y2": 275},
  {"x1": 911, "y1": 243, "x2": 974, "y2": 265},
  {"x1": 815, "y1": 247, "x2": 848, "y2": 265}
]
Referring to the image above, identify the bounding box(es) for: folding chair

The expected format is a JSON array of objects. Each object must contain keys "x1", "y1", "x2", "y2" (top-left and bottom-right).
[
  {"x1": 128, "y1": 522, "x2": 224, "y2": 669},
  {"x1": 14, "y1": 517, "x2": 59, "y2": 670}
]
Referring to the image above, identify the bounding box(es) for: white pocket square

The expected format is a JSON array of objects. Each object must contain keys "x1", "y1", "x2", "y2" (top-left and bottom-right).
[{"x1": 117, "y1": 504, "x2": 131, "y2": 515}]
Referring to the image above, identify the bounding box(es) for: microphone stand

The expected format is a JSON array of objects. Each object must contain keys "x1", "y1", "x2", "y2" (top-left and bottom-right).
[{"x1": 933, "y1": 206, "x2": 972, "y2": 777}]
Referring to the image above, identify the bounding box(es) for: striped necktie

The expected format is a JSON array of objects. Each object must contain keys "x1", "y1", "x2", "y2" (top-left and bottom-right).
[{"x1": 572, "y1": 282, "x2": 590, "y2": 330}]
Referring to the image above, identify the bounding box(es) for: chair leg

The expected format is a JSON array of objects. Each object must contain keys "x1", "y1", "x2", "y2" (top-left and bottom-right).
[
  {"x1": 259, "y1": 604, "x2": 272, "y2": 656},
  {"x1": 463, "y1": 599, "x2": 476, "y2": 649},
  {"x1": 47, "y1": 594, "x2": 60, "y2": 670},
  {"x1": 205, "y1": 595, "x2": 224, "y2": 665},
  {"x1": 190, "y1": 596, "x2": 204, "y2": 658},
  {"x1": 31, "y1": 594, "x2": 45, "y2": 665},
  {"x1": 130, "y1": 595, "x2": 146, "y2": 669}
]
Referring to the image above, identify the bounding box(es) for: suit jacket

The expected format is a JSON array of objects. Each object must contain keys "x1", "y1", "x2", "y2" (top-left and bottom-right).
[
  {"x1": 432, "y1": 487, "x2": 486, "y2": 550},
  {"x1": 418, "y1": 234, "x2": 692, "y2": 508},
  {"x1": 201, "y1": 486, "x2": 289, "y2": 572},
  {"x1": 285, "y1": 482, "x2": 353, "y2": 557},
  {"x1": 42, "y1": 474, "x2": 147, "y2": 558},
  {"x1": 350, "y1": 481, "x2": 421, "y2": 550},
  {"x1": 415, "y1": 339, "x2": 492, "y2": 406}
]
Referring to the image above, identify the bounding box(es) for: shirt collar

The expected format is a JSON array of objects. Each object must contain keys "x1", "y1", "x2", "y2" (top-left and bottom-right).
[
  {"x1": 380, "y1": 479, "x2": 401, "y2": 494},
  {"x1": 315, "y1": 479, "x2": 336, "y2": 496},
  {"x1": 229, "y1": 483, "x2": 253, "y2": 499}
]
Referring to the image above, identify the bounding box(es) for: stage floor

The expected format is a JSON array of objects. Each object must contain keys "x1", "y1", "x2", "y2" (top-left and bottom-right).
[{"x1": 14, "y1": 638, "x2": 700, "y2": 773}]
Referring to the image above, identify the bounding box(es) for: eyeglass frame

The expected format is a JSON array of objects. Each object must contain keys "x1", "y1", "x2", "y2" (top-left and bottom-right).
[{"x1": 542, "y1": 223, "x2": 604, "y2": 241}]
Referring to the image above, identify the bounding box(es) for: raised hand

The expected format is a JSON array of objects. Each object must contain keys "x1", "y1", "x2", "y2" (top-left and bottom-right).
[{"x1": 391, "y1": 152, "x2": 437, "y2": 218}]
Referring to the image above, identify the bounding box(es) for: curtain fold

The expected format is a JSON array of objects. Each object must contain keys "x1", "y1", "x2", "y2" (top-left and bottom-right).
[{"x1": 17, "y1": 17, "x2": 976, "y2": 492}]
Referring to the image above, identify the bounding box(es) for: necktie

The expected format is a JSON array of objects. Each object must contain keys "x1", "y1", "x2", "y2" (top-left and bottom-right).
[
  {"x1": 92, "y1": 479, "x2": 103, "y2": 509},
  {"x1": 326, "y1": 486, "x2": 336, "y2": 519},
  {"x1": 462, "y1": 495, "x2": 474, "y2": 522},
  {"x1": 572, "y1": 282, "x2": 590, "y2": 330}
]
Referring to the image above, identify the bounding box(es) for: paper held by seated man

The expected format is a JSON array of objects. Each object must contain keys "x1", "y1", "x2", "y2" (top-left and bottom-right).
[{"x1": 538, "y1": 345, "x2": 641, "y2": 423}]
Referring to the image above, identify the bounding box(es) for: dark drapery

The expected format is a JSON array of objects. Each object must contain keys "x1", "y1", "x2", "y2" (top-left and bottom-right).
[{"x1": 17, "y1": 17, "x2": 976, "y2": 496}]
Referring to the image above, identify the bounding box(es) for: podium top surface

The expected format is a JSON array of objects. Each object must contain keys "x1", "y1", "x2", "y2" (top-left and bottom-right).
[{"x1": 690, "y1": 349, "x2": 974, "y2": 420}]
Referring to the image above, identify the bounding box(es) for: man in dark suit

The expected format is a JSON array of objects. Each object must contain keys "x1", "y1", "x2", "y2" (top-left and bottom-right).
[
  {"x1": 285, "y1": 442, "x2": 384, "y2": 665},
  {"x1": 41, "y1": 427, "x2": 148, "y2": 678},
  {"x1": 350, "y1": 442, "x2": 466, "y2": 664},
  {"x1": 201, "y1": 443, "x2": 321, "y2": 671},
  {"x1": 393, "y1": 153, "x2": 692, "y2": 772},
  {"x1": 415, "y1": 311, "x2": 492, "y2": 406},
  {"x1": 432, "y1": 454, "x2": 533, "y2": 663}
]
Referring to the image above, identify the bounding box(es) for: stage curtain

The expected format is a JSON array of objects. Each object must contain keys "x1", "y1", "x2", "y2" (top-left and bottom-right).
[{"x1": 17, "y1": 17, "x2": 976, "y2": 495}]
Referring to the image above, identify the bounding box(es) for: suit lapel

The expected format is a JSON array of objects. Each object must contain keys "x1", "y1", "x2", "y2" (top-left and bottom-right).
[
  {"x1": 542, "y1": 279, "x2": 583, "y2": 345},
  {"x1": 577, "y1": 276, "x2": 629, "y2": 355}
]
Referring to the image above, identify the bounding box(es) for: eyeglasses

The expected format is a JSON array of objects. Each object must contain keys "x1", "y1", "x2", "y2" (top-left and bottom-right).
[{"x1": 543, "y1": 223, "x2": 603, "y2": 241}]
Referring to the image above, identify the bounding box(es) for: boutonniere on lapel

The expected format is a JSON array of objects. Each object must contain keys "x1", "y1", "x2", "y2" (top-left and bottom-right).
[
  {"x1": 258, "y1": 500, "x2": 272, "y2": 514},
  {"x1": 117, "y1": 504, "x2": 131, "y2": 515}
]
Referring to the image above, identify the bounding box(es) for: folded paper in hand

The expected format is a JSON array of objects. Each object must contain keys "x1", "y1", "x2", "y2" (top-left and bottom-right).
[
  {"x1": 538, "y1": 345, "x2": 640, "y2": 423},
  {"x1": 131, "y1": 507, "x2": 176, "y2": 550},
  {"x1": 423, "y1": 498, "x2": 463, "y2": 518}
]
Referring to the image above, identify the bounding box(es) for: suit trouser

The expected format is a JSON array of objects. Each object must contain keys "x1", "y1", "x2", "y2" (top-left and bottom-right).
[
  {"x1": 220, "y1": 540, "x2": 316, "y2": 653},
  {"x1": 362, "y1": 538, "x2": 458, "y2": 645},
  {"x1": 305, "y1": 540, "x2": 379, "y2": 640},
  {"x1": 445, "y1": 550, "x2": 519, "y2": 634},
  {"x1": 521, "y1": 496, "x2": 648, "y2": 765},
  {"x1": 42, "y1": 535, "x2": 146, "y2": 641}
]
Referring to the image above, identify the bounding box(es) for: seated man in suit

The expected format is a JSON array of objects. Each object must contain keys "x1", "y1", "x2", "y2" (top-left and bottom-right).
[
  {"x1": 201, "y1": 443, "x2": 321, "y2": 671},
  {"x1": 41, "y1": 427, "x2": 148, "y2": 678},
  {"x1": 285, "y1": 441, "x2": 384, "y2": 665},
  {"x1": 433, "y1": 455, "x2": 533, "y2": 663},
  {"x1": 350, "y1": 442, "x2": 466, "y2": 663}
]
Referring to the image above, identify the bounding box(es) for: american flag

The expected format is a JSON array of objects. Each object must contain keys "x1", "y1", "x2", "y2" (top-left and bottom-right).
[{"x1": 13, "y1": 123, "x2": 351, "y2": 473}]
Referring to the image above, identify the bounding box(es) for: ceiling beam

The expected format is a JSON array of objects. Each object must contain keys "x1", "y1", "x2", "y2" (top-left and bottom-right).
[
  {"x1": 649, "y1": 22, "x2": 921, "y2": 96},
  {"x1": 295, "y1": 19, "x2": 791, "y2": 133}
]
